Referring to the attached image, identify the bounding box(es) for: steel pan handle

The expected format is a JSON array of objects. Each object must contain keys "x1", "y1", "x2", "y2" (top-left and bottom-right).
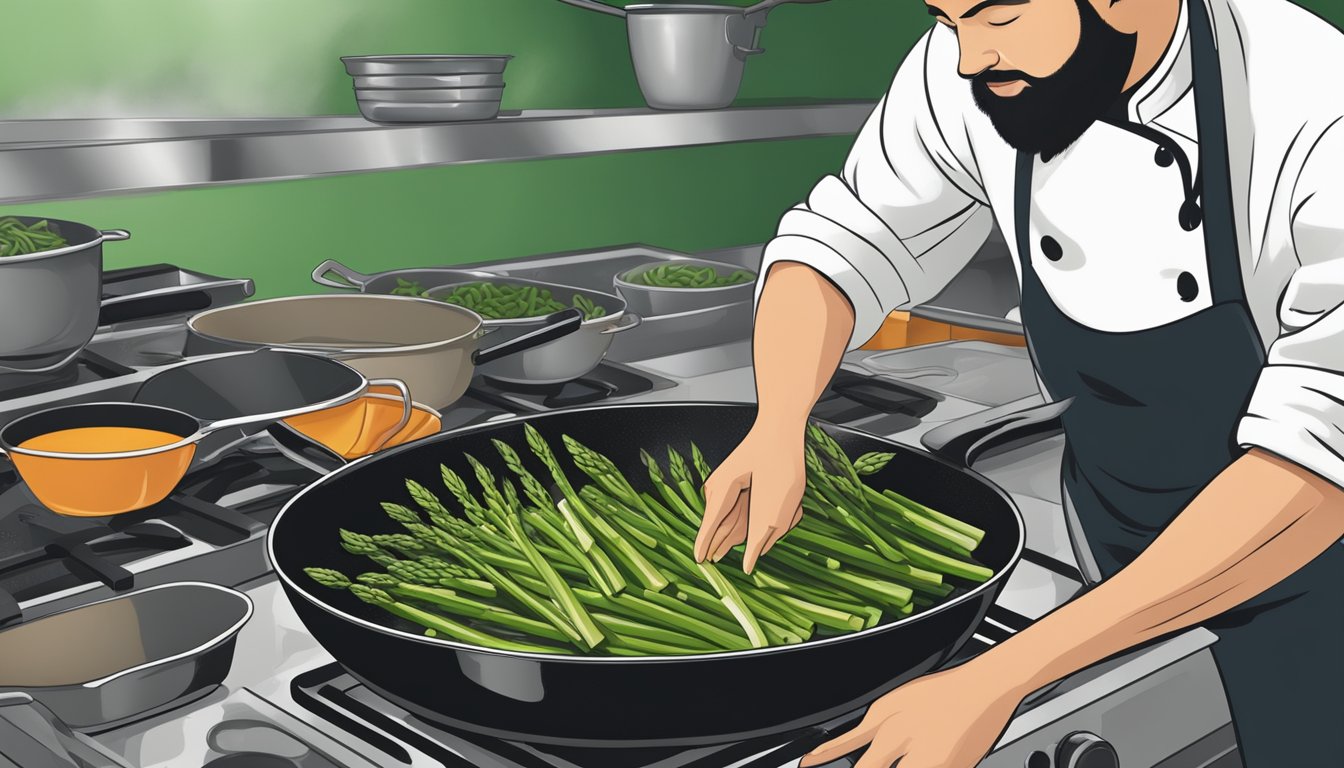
[
  {"x1": 364, "y1": 378, "x2": 413, "y2": 453},
  {"x1": 312, "y1": 259, "x2": 373, "y2": 290},
  {"x1": 99, "y1": 229, "x2": 131, "y2": 242},
  {"x1": 553, "y1": 0, "x2": 627, "y2": 17}
]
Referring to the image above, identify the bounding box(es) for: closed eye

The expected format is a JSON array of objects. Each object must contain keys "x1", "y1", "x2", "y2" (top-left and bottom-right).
[{"x1": 988, "y1": 14, "x2": 1020, "y2": 26}]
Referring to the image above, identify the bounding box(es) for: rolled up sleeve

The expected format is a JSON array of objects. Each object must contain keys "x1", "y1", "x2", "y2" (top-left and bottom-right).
[
  {"x1": 753, "y1": 29, "x2": 993, "y2": 351},
  {"x1": 1237, "y1": 121, "x2": 1344, "y2": 489}
]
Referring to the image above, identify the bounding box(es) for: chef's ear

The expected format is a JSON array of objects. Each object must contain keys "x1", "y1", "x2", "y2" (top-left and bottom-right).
[{"x1": 1090, "y1": 0, "x2": 1147, "y2": 35}]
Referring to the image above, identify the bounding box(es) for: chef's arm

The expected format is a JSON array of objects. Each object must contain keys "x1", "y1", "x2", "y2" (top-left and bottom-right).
[
  {"x1": 979, "y1": 449, "x2": 1344, "y2": 698},
  {"x1": 750, "y1": 262, "x2": 855, "y2": 431}
]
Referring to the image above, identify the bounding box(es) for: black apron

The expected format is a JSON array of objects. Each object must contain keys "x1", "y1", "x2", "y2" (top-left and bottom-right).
[{"x1": 1012, "y1": 1, "x2": 1344, "y2": 764}]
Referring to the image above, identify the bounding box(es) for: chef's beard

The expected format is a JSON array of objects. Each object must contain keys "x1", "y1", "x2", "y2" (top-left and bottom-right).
[{"x1": 969, "y1": 0, "x2": 1138, "y2": 161}]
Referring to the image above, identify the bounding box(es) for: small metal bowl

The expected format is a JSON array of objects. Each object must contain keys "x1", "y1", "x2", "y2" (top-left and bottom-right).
[
  {"x1": 613, "y1": 257, "x2": 758, "y2": 316},
  {"x1": 341, "y1": 54, "x2": 513, "y2": 76},
  {"x1": 355, "y1": 99, "x2": 503, "y2": 124},
  {"x1": 0, "y1": 582, "x2": 253, "y2": 731}
]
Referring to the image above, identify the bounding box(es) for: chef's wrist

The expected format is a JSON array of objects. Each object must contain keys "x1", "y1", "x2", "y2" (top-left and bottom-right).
[
  {"x1": 965, "y1": 635, "x2": 1052, "y2": 702},
  {"x1": 748, "y1": 411, "x2": 810, "y2": 443}
]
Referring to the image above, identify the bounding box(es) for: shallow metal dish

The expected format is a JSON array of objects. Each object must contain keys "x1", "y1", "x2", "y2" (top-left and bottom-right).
[
  {"x1": 355, "y1": 86, "x2": 506, "y2": 103},
  {"x1": 0, "y1": 582, "x2": 252, "y2": 731},
  {"x1": 353, "y1": 73, "x2": 505, "y2": 89},
  {"x1": 341, "y1": 54, "x2": 513, "y2": 76},
  {"x1": 614, "y1": 256, "x2": 757, "y2": 316},
  {"x1": 355, "y1": 99, "x2": 502, "y2": 123}
]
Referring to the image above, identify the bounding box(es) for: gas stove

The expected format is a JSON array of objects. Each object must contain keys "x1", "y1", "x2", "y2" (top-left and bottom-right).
[{"x1": 0, "y1": 254, "x2": 1240, "y2": 768}]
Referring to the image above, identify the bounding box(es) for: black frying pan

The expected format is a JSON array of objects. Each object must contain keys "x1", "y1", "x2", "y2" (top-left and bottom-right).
[{"x1": 267, "y1": 403, "x2": 1024, "y2": 747}]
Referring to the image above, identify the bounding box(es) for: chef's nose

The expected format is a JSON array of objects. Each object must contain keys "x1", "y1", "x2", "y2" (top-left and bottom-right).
[{"x1": 955, "y1": 31, "x2": 1000, "y2": 78}]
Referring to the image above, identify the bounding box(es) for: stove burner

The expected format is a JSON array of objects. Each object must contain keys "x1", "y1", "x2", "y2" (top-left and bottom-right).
[
  {"x1": 0, "y1": 450, "x2": 318, "y2": 623},
  {"x1": 0, "y1": 349, "x2": 136, "y2": 401},
  {"x1": 474, "y1": 362, "x2": 662, "y2": 410},
  {"x1": 482, "y1": 374, "x2": 620, "y2": 408}
]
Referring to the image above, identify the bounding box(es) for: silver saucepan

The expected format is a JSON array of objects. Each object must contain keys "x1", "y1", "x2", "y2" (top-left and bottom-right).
[
  {"x1": 555, "y1": 0, "x2": 831, "y2": 110},
  {"x1": 0, "y1": 217, "x2": 130, "y2": 374},
  {"x1": 185, "y1": 295, "x2": 583, "y2": 410}
]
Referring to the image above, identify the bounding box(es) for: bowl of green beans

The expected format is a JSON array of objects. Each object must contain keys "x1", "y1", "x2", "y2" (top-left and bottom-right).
[
  {"x1": 613, "y1": 258, "x2": 757, "y2": 317},
  {"x1": 423, "y1": 278, "x2": 640, "y2": 385}
]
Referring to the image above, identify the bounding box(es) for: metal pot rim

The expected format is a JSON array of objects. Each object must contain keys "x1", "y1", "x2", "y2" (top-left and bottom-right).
[
  {"x1": 187, "y1": 294, "x2": 485, "y2": 356},
  {"x1": 268, "y1": 401, "x2": 1026, "y2": 663},
  {"x1": 0, "y1": 217, "x2": 121, "y2": 264},
  {"x1": 0, "y1": 582, "x2": 253, "y2": 690},
  {"x1": 614, "y1": 258, "x2": 756, "y2": 294},
  {"x1": 423, "y1": 277, "x2": 630, "y2": 328},
  {"x1": 625, "y1": 4, "x2": 754, "y2": 12}
]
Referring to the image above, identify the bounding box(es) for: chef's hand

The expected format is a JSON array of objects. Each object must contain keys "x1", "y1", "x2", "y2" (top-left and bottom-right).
[
  {"x1": 693, "y1": 424, "x2": 805, "y2": 573},
  {"x1": 799, "y1": 660, "x2": 1022, "y2": 768}
]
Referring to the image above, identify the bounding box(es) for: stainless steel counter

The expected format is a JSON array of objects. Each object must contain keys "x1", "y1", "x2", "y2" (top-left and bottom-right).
[{"x1": 0, "y1": 102, "x2": 875, "y2": 203}]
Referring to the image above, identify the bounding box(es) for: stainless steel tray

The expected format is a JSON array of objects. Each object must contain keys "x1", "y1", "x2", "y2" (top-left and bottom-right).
[{"x1": 0, "y1": 582, "x2": 252, "y2": 731}]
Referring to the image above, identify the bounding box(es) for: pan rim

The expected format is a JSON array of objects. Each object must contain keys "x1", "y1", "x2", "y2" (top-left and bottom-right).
[
  {"x1": 267, "y1": 401, "x2": 1025, "y2": 663},
  {"x1": 0, "y1": 581, "x2": 253, "y2": 691},
  {"x1": 187, "y1": 294, "x2": 485, "y2": 356}
]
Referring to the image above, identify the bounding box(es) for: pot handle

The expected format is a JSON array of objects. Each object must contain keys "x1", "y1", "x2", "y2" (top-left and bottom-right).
[
  {"x1": 99, "y1": 229, "x2": 131, "y2": 242},
  {"x1": 600, "y1": 312, "x2": 643, "y2": 335},
  {"x1": 553, "y1": 0, "x2": 627, "y2": 18},
  {"x1": 312, "y1": 259, "x2": 373, "y2": 290},
  {"x1": 742, "y1": 0, "x2": 832, "y2": 16},
  {"x1": 726, "y1": 16, "x2": 766, "y2": 56},
  {"x1": 473, "y1": 307, "x2": 584, "y2": 366},
  {"x1": 364, "y1": 378, "x2": 413, "y2": 453}
]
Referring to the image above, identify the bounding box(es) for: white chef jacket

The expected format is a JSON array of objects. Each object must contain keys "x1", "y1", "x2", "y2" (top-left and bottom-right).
[{"x1": 755, "y1": 0, "x2": 1344, "y2": 489}]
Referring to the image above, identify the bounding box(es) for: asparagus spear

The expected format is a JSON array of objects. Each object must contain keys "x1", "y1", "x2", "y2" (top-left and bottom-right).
[
  {"x1": 353, "y1": 572, "x2": 569, "y2": 642},
  {"x1": 350, "y1": 584, "x2": 572, "y2": 655}
]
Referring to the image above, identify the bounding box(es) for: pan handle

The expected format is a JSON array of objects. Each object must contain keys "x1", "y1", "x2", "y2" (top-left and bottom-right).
[
  {"x1": 364, "y1": 378, "x2": 413, "y2": 453},
  {"x1": 472, "y1": 307, "x2": 584, "y2": 366},
  {"x1": 553, "y1": 0, "x2": 627, "y2": 18},
  {"x1": 99, "y1": 229, "x2": 131, "y2": 242},
  {"x1": 312, "y1": 259, "x2": 374, "y2": 290},
  {"x1": 726, "y1": 15, "x2": 766, "y2": 56},
  {"x1": 919, "y1": 395, "x2": 1070, "y2": 468}
]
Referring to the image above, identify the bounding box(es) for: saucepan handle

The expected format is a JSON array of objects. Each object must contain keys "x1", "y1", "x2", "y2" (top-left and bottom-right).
[
  {"x1": 600, "y1": 312, "x2": 643, "y2": 335},
  {"x1": 726, "y1": 15, "x2": 766, "y2": 56},
  {"x1": 553, "y1": 0, "x2": 627, "y2": 18},
  {"x1": 364, "y1": 378, "x2": 413, "y2": 453},
  {"x1": 99, "y1": 229, "x2": 131, "y2": 242},
  {"x1": 472, "y1": 307, "x2": 584, "y2": 366},
  {"x1": 312, "y1": 259, "x2": 374, "y2": 290}
]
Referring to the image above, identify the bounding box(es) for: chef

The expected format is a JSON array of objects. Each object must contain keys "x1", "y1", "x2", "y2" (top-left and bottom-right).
[{"x1": 692, "y1": 0, "x2": 1344, "y2": 765}]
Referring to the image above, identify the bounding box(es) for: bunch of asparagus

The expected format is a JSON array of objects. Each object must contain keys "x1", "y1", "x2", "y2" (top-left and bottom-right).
[{"x1": 305, "y1": 423, "x2": 992, "y2": 656}]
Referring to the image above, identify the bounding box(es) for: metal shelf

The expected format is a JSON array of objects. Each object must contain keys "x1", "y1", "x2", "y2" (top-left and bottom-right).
[{"x1": 0, "y1": 102, "x2": 876, "y2": 203}]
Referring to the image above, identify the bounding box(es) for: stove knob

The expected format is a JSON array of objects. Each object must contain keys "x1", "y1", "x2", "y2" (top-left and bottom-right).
[{"x1": 1056, "y1": 732, "x2": 1118, "y2": 768}]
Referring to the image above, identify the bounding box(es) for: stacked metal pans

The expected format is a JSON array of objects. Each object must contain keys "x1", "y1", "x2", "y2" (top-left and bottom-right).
[{"x1": 341, "y1": 55, "x2": 512, "y2": 123}]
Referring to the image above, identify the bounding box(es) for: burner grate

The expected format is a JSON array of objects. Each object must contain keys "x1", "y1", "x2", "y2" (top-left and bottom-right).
[{"x1": 0, "y1": 449, "x2": 320, "y2": 626}]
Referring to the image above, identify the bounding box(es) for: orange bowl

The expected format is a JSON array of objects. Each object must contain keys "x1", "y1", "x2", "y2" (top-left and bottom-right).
[
  {"x1": 0, "y1": 403, "x2": 203, "y2": 516},
  {"x1": 284, "y1": 386, "x2": 440, "y2": 460}
]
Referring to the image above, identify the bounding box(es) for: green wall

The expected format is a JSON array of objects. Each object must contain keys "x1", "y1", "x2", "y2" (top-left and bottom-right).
[
  {"x1": 0, "y1": 137, "x2": 858, "y2": 299},
  {"x1": 0, "y1": 0, "x2": 929, "y2": 118}
]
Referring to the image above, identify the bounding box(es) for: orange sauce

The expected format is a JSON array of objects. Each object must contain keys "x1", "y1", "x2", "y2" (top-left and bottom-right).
[{"x1": 19, "y1": 426, "x2": 182, "y2": 454}]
